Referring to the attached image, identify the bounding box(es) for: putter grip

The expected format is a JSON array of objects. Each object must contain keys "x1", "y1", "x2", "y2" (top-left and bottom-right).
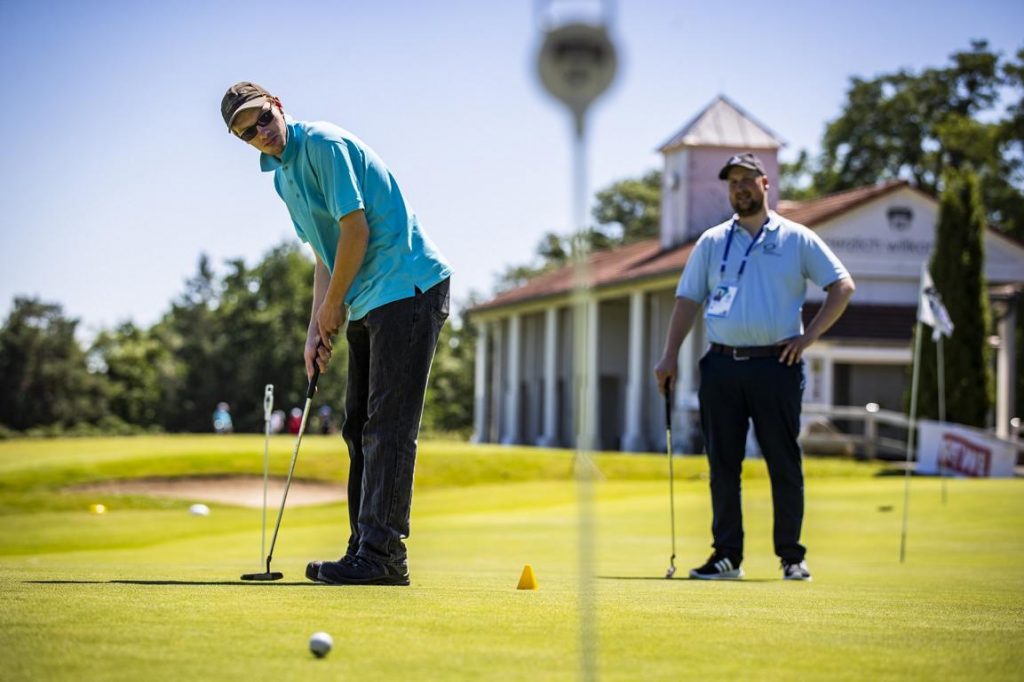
[
  {"x1": 663, "y1": 377, "x2": 672, "y2": 425},
  {"x1": 307, "y1": 340, "x2": 324, "y2": 400},
  {"x1": 307, "y1": 363, "x2": 320, "y2": 400}
]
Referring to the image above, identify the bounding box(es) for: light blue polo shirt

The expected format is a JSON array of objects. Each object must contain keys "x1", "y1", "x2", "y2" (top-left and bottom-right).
[
  {"x1": 261, "y1": 118, "x2": 451, "y2": 321},
  {"x1": 676, "y1": 211, "x2": 849, "y2": 346}
]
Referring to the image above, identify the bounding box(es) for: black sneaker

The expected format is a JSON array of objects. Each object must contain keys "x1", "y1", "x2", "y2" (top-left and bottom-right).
[
  {"x1": 689, "y1": 553, "x2": 744, "y2": 580},
  {"x1": 317, "y1": 555, "x2": 410, "y2": 586},
  {"x1": 781, "y1": 559, "x2": 812, "y2": 581},
  {"x1": 306, "y1": 553, "x2": 357, "y2": 583}
]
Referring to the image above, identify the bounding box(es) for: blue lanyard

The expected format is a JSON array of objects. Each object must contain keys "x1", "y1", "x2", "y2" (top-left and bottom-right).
[{"x1": 719, "y1": 219, "x2": 768, "y2": 280}]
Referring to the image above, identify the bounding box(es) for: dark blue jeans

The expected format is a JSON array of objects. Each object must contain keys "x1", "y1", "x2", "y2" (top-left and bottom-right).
[
  {"x1": 698, "y1": 352, "x2": 806, "y2": 563},
  {"x1": 342, "y1": 278, "x2": 449, "y2": 566}
]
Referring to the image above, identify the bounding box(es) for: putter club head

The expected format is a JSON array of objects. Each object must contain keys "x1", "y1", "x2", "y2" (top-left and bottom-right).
[
  {"x1": 240, "y1": 571, "x2": 284, "y2": 581},
  {"x1": 665, "y1": 566, "x2": 676, "y2": 579}
]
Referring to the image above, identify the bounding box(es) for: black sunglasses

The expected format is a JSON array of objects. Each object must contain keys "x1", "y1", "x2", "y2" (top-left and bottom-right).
[{"x1": 236, "y1": 102, "x2": 275, "y2": 142}]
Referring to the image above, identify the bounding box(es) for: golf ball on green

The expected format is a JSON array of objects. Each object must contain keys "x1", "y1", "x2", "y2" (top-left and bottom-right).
[{"x1": 309, "y1": 632, "x2": 332, "y2": 658}]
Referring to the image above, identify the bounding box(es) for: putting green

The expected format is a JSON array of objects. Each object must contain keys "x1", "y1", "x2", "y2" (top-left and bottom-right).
[{"x1": 0, "y1": 436, "x2": 1021, "y2": 680}]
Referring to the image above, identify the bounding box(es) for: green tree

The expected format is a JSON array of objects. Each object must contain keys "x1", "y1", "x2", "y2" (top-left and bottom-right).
[
  {"x1": 914, "y1": 168, "x2": 994, "y2": 427},
  {"x1": 0, "y1": 298, "x2": 109, "y2": 430},
  {"x1": 151, "y1": 244, "x2": 349, "y2": 433},
  {"x1": 495, "y1": 170, "x2": 662, "y2": 291},
  {"x1": 421, "y1": 296, "x2": 479, "y2": 436},
  {"x1": 590, "y1": 169, "x2": 662, "y2": 243},
  {"x1": 813, "y1": 40, "x2": 1023, "y2": 238},
  {"x1": 90, "y1": 322, "x2": 174, "y2": 427},
  {"x1": 779, "y1": 150, "x2": 818, "y2": 201}
]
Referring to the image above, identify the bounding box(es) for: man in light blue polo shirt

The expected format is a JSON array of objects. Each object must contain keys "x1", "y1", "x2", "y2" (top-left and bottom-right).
[
  {"x1": 222, "y1": 82, "x2": 452, "y2": 586},
  {"x1": 654, "y1": 152, "x2": 855, "y2": 582}
]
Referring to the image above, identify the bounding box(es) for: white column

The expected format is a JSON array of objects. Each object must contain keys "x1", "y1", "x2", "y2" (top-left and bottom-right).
[
  {"x1": 675, "y1": 315, "x2": 701, "y2": 450},
  {"x1": 538, "y1": 307, "x2": 559, "y2": 447},
  {"x1": 471, "y1": 320, "x2": 489, "y2": 443},
  {"x1": 581, "y1": 298, "x2": 600, "y2": 451},
  {"x1": 996, "y1": 305, "x2": 1017, "y2": 438},
  {"x1": 501, "y1": 314, "x2": 522, "y2": 445},
  {"x1": 622, "y1": 291, "x2": 647, "y2": 451},
  {"x1": 490, "y1": 319, "x2": 504, "y2": 443}
]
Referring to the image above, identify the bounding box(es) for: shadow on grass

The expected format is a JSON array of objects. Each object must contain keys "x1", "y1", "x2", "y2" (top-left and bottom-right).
[
  {"x1": 597, "y1": 576, "x2": 776, "y2": 583},
  {"x1": 25, "y1": 580, "x2": 316, "y2": 586}
]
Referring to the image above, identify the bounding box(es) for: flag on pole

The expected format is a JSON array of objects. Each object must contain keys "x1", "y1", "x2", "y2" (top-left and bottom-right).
[{"x1": 918, "y1": 265, "x2": 954, "y2": 342}]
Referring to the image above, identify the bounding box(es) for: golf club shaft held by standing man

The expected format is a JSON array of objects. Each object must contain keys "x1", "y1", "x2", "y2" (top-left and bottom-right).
[{"x1": 223, "y1": 82, "x2": 451, "y2": 586}]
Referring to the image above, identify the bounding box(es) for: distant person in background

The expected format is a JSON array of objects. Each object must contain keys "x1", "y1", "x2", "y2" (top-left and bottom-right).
[
  {"x1": 212, "y1": 402, "x2": 233, "y2": 434},
  {"x1": 220, "y1": 80, "x2": 451, "y2": 586},
  {"x1": 287, "y1": 407, "x2": 303, "y2": 435},
  {"x1": 270, "y1": 409, "x2": 286, "y2": 434},
  {"x1": 318, "y1": 404, "x2": 334, "y2": 435},
  {"x1": 654, "y1": 152, "x2": 855, "y2": 582}
]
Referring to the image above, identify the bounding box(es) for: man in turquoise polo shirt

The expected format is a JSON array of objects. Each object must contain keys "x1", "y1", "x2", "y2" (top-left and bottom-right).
[
  {"x1": 654, "y1": 152, "x2": 855, "y2": 581},
  {"x1": 221, "y1": 82, "x2": 452, "y2": 586}
]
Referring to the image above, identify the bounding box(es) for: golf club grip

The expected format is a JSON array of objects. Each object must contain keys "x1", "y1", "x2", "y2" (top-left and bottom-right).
[
  {"x1": 663, "y1": 377, "x2": 672, "y2": 425},
  {"x1": 307, "y1": 363, "x2": 320, "y2": 400},
  {"x1": 306, "y1": 339, "x2": 326, "y2": 400}
]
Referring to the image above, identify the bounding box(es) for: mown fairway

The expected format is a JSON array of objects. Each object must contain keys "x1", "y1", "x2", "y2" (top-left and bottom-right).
[{"x1": 1, "y1": 436, "x2": 1021, "y2": 681}]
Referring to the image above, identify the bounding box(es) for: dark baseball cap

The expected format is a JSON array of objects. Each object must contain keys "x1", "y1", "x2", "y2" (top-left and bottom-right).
[
  {"x1": 221, "y1": 82, "x2": 274, "y2": 131},
  {"x1": 718, "y1": 152, "x2": 766, "y2": 180}
]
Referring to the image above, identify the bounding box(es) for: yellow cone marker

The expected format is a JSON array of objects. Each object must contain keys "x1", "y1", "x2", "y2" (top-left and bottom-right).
[
  {"x1": 89, "y1": 504, "x2": 106, "y2": 514},
  {"x1": 517, "y1": 564, "x2": 538, "y2": 590}
]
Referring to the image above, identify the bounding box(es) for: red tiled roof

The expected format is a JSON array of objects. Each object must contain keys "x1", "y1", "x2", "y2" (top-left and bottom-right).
[
  {"x1": 472, "y1": 181, "x2": 927, "y2": 314},
  {"x1": 776, "y1": 180, "x2": 914, "y2": 226},
  {"x1": 473, "y1": 238, "x2": 692, "y2": 312}
]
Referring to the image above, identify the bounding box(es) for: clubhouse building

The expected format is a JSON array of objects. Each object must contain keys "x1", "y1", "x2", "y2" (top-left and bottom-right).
[{"x1": 469, "y1": 96, "x2": 1024, "y2": 453}]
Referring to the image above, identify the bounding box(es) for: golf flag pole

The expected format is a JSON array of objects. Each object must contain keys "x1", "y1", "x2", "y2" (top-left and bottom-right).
[
  {"x1": 917, "y1": 263, "x2": 954, "y2": 505},
  {"x1": 900, "y1": 320, "x2": 923, "y2": 563},
  {"x1": 937, "y1": 336, "x2": 947, "y2": 504}
]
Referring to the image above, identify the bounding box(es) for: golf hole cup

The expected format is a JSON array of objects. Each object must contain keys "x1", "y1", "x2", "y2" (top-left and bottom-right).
[{"x1": 309, "y1": 631, "x2": 333, "y2": 658}]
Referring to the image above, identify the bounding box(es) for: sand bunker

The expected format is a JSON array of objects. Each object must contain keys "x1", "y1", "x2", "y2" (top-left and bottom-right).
[{"x1": 69, "y1": 476, "x2": 346, "y2": 508}]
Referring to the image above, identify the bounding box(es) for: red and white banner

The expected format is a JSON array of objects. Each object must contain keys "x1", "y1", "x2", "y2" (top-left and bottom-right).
[{"x1": 916, "y1": 420, "x2": 1017, "y2": 478}]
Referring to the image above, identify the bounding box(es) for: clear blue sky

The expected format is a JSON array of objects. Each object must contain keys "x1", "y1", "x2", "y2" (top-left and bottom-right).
[{"x1": 2, "y1": 0, "x2": 1022, "y2": 337}]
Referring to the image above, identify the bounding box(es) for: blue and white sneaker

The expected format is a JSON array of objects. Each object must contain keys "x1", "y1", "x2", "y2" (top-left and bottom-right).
[
  {"x1": 782, "y1": 560, "x2": 812, "y2": 581},
  {"x1": 689, "y1": 553, "x2": 743, "y2": 580}
]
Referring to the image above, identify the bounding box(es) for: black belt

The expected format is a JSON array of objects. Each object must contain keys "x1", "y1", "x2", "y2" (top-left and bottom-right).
[{"x1": 709, "y1": 343, "x2": 782, "y2": 360}]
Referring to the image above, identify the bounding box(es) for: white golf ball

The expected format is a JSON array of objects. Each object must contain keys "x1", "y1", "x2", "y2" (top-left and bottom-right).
[
  {"x1": 188, "y1": 503, "x2": 210, "y2": 516},
  {"x1": 309, "y1": 631, "x2": 333, "y2": 658}
]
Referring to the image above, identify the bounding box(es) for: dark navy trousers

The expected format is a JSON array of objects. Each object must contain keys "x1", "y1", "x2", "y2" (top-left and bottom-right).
[
  {"x1": 341, "y1": 278, "x2": 449, "y2": 566},
  {"x1": 697, "y1": 351, "x2": 806, "y2": 563}
]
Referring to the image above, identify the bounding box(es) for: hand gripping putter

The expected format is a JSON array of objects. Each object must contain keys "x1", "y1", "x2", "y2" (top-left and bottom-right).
[
  {"x1": 241, "y1": 358, "x2": 321, "y2": 582},
  {"x1": 663, "y1": 377, "x2": 677, "y2": 579}
]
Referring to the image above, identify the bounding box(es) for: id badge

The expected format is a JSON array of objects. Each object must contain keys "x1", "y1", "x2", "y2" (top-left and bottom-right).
[{"x1": 705, "y1": 283, "x2": 738, "y2": 318}]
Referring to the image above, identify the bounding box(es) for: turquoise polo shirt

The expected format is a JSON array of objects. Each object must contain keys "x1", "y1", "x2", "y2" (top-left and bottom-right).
[
  {"x1": 261, "y1": 118, "x2": 451, "y2": 321},
  {"x1": 676, "y1": 211, "x2": 849, "y2": 346}
]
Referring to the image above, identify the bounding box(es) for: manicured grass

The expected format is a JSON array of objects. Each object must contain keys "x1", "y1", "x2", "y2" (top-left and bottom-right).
[{"x1": 0, "y1": 436, "x2": 1021, "y2": 680}]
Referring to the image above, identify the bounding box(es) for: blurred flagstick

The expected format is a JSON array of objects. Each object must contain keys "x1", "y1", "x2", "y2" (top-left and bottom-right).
[
  {"x1": 900, "y1": 319, "x2": 923, "y2": 564},
  {"x1": 937, "y1": 336, "x2": 947, "y2": 504},
  {"x1": 536, "y1": 8, "x2": 618, "y2": 680}
]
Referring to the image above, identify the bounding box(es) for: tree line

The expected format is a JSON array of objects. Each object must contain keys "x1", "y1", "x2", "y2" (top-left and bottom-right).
[
  {"x1": 2, "y1": 41, "x2": 1021, "y2": 436},
  {"x1": 0, "y1": 243, "x2": 476, "y2": 437}
]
